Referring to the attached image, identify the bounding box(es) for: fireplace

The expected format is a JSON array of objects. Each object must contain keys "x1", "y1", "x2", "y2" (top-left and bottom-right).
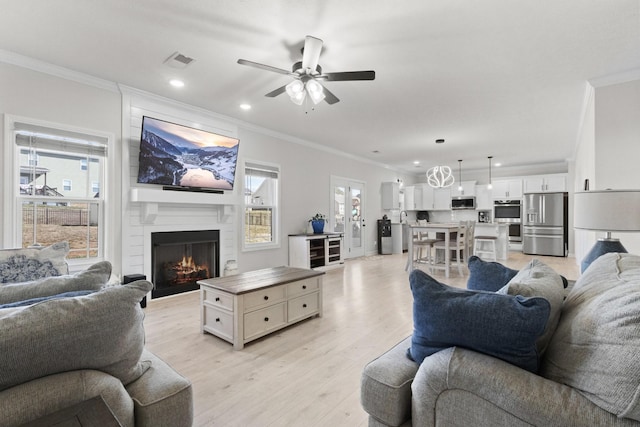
[{"x1": 151, "y1": 230, "x2": 219, "y2": 298}]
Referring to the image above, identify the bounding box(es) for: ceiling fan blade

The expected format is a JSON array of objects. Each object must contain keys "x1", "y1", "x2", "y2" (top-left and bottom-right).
[
  {"x1": 265, "y1": 85, "x2": 287, "y2": 98},
  {"x1": 322, "y1": 86, "x2": 340, "y2": 105},
  {"x1": 319, "y1": 70, "x2": 376, "y2": 81},
  {"x1": 237, "y1": 59, "x2": 291, "y2": 75},
  {"x1": 301, "y1": 36, "x2": 323, "y2": 72}
]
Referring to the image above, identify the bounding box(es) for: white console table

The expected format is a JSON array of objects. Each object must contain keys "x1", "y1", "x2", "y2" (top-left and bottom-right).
[{"x1": 198, "y1": 266, "x2": 324, "y2": 350}]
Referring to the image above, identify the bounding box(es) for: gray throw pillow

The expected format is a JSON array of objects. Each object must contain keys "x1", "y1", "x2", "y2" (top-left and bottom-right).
[
  {"x1": 0, "y1": 261, "x2": 111, "y2": 304},
  {"x1": 0, "y1": 242, "x2": 69, "y2": 283},
  {"x1": 0, "y1": 279, "x2": 152, "y2": 391},
  {"x1": 497, "y1": 259, "x2": 565, "y2": 355}
]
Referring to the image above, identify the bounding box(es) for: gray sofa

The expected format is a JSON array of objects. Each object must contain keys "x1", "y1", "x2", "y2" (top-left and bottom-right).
[
  {"x1": 0, "y1": 253, "x2": 193, "y2": 427},
  {"x1": 361, "y1": 253, "x2": 640, "y2": 426}
]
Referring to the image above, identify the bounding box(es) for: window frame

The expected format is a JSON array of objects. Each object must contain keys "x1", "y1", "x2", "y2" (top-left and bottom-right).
[
  {"x1": 3, "y1": 115, "x2": 110, "y2": 269},
  {"x1": 242, "y1": 159, "x2": 281, "y2": 252}
]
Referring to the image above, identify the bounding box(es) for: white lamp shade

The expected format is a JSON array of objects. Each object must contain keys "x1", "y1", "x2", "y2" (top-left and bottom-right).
[{"x1": 574, "y1": 190, "x2": 640, "y2": 231}]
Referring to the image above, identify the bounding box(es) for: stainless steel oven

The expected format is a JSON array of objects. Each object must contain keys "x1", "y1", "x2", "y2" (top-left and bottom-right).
[{"x1": 494, "y1": 200, "x2": 522, "y2": 243}]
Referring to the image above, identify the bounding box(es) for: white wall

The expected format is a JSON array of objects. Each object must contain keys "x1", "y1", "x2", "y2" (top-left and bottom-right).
[
  {"x1": 594, "y1": 79, "x2": 640, "y2": 254},
  {"x1": 0, "y1": 62, "x2": 123, "y2": 269}
]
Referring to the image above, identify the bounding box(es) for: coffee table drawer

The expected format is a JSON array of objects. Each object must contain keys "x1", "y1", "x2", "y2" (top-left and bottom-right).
[
  {"x1": 202, "y1": 287, "x2": 234, "y2": 311},
  {"x1": 243, "y1": 285, "x2": 286, "y2": 311},
  {"x1": 244, "y1": 302, "x2": 286, "y2": 340},
  {"x1": 288, "y1": 292, "x2": 319, "y2": 323},
  {"x1": 287, "y1": 277, "x2": 319, "y2": 297},
  {"x1": 203, "y1": 304, "x2": 233, "y2": 341}
]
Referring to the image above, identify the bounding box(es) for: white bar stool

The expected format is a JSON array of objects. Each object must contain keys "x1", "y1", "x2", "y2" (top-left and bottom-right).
[{"x1": 474, "y1": 224, "x2": 499, "y2": 262}]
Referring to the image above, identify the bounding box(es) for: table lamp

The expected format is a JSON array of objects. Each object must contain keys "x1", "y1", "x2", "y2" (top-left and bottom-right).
[{"x1": 574, "y1": 189, "x2": 640, "y2": 272}]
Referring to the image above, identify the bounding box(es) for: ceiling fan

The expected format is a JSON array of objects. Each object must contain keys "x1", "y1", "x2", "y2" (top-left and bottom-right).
[{"x1": 237, "y1": 35, "x2": 375, "y2": 105}]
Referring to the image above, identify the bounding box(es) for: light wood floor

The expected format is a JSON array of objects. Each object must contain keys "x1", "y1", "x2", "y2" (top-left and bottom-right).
[{"x1": 143, "y1": 252, "x2": 580, "y2": 427}]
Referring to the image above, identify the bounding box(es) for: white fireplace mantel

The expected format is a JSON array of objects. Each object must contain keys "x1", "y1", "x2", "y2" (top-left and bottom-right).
[{"x1": 130, "y1": 187, "x2": 240, "y2": 205}]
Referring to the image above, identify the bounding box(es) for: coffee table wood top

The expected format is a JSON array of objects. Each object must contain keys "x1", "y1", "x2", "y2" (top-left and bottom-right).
[{"x1": 198, "y1": 266, "x2": 324, "y2": 295}]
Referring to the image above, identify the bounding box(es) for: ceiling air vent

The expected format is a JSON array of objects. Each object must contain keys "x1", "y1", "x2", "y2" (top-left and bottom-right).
[{"x1": 164, "y1": 52, "x2": 195, "y2": 69}]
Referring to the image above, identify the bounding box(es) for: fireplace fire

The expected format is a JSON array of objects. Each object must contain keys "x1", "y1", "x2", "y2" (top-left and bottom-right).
[{"x1": 151, "y1": 230, "x2": 219, "y2": 298}]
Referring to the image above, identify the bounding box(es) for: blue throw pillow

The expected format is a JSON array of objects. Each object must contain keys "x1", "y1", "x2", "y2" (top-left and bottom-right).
[
  {"x1": 408, "y1": 269, "x2": 550, "y2": 373},
  {"x1": 0, "y1": 290, "x2": 95, "y2": 308},
  {"x1": 467, "y1": 255, "x2": 518, "y2": 291}
]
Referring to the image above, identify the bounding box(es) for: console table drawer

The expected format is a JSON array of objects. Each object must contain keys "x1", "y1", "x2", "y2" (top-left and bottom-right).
[
  {"x1": 203, "y1": 304, "x2": 233, "y2": 341},
  {"x1": 243, "y1": 285, "x2": 286, "y2": 311},
  {"x1": 202, "y1": 287, "x2": 234, "y2": 311},
  {"x1": 244, "y1": 302, "x2": 287, "y2": 340},
  {"x1": 287, "y1": 277, "x2": 319, "y2": 298},
  {"x1": 288, "y1": 292, "x2": 320, "y2": 323}
]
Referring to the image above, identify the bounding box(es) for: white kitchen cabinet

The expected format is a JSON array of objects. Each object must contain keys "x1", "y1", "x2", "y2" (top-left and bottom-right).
[
  {"x1": 433, "y1": 188, "x2": 451, "y2": 210},
  {"x1": 491, "y1": 179, "x2": 522, "y2": 199},
  {"x1": 420, "y1": 184, "x2": 434, "y2": 210},
  {"x1": 381, "y1": 182, "x2": 400, "y2": 210},
  {"x1": 404, "y1": 185, "x2": 423, "y2": 210},
  {"x1": 475, "y1": 184, "x2": 493, "y2": 210},
  {"x1": 523, "y1": 174, "x2": 567, "y2": 193},
  {"x1": 450, "y1": 181, "x2": 477, "y2": 197}
]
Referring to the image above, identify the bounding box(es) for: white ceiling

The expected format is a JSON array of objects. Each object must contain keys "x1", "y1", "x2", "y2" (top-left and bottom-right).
[{"x1": 1, "y1": 0, "x2": 639, "y2": 174}]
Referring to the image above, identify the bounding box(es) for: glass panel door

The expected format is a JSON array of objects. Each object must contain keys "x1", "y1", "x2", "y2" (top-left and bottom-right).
[{"x1": 330, "y1": 176, "x2": 365, "y2": 258}]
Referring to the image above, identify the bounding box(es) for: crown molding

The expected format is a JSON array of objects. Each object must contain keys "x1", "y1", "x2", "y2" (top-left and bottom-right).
[
  {"x1": 588, "y1": 68, "x2": 640, "y2": 88},
  {"x1": 0, "y1": 49, "x2": 118, "y2": 93}
]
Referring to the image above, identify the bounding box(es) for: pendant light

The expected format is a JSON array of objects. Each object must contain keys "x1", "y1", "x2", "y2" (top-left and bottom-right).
[
  {"x1": 457, "y1": 159, "x2": 463, "y2": 193},
  {"x1": 487, "y1": 156, "x2": 493, "y2": 190},
  {"x1": 426, "y1": 166, "x2": 454, "y2": 188}
]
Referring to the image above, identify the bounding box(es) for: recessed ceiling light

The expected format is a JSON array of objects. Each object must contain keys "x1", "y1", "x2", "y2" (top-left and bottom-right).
[
  {"x1": 495, "y1": 162, "x2": 502, "y2": 167},
  {"x1": 413, "y1": 161, "x2": 420, "y2": 165},
  {"x1": 372, "y1": 150, "x2": 380, "y2": 154},
  {"x1": 240, "y1": 103, "x2": 252, "y2": 111},
  {"x1": 169, "y1": 79, "x2": 185, "y2": 88}
]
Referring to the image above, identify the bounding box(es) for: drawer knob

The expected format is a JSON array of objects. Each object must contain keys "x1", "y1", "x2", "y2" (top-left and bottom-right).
[
  {"x1": 264, "y1": 317, "x2": 269, "y2": 322},
  {"x1": 215, "y1": 297, "x2": 220, "y2": 301},
  {"x1": 264, "y1": 295, "x2": 269, "y2": 300},
  {"x1": 303, "y1": 303, "x2": 307, "y2": 308},
  {"x1": 215, "y1": 318, "x2": 221, "y2": 322}
]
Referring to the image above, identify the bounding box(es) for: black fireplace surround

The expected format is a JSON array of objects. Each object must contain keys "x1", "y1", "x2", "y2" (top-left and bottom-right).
[{"x1": 151, "y1": 230, "x2": 219, "y2": 298}]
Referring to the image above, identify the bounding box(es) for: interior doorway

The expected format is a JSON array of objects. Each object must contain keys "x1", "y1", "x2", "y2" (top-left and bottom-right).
[{"x1": 330, "y1": 176, "x2": 365, "y2": 259}]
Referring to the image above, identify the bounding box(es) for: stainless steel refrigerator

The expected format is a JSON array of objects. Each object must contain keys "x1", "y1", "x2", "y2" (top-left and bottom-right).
[{"x1": 523, "y1": 192, "x2": 568, "y2": 256}]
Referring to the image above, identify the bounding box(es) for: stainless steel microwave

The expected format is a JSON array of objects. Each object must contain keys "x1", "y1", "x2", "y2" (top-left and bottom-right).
[{"x1": 451, "y1": 196, "x2": 476, "y2": 210}]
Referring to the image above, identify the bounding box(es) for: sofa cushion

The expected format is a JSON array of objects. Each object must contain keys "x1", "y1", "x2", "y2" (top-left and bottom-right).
[
  {"x1": 0, "y1": 279, "x2": 152, "y2": 392},
  {"x1": 541, "y1": 253, "x2": 640, "y2": 421},
  {"x1": 0, "y1": 242, "x2": 69, "y2": 283},
  {"x1": 0, "y1": 290, "x2": 95, "y2": 308},
  {"x1": 408, "y1": 269, "x2": 550, "y2": 373},
  {"x1": 497, "y1": 259, "x2": 565, "y2": 355},
  {"x1": 466, "y1": 255, "x2": 518, "y2": 291},
  {"x1": 0, "y1": 261, "x2": 111, "y2": 304}
]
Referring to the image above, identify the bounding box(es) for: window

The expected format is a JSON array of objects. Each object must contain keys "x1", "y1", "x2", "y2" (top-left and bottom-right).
[
  {"x1": 243, "y1": 161, "x2": 280, "y2": 250},
  {"x1": 12, "y1": 120, "x2": 107, "y2": 261}
]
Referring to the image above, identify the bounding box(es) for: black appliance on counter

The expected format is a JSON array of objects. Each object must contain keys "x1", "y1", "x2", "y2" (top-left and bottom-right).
[{"x1": 377, "y1": 218, "x2": 392, "y2": 255}]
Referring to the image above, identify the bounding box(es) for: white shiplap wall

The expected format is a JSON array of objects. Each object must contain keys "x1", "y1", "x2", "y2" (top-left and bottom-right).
[{"x1": 119, "y1": 87, "x2": 240, "y2": 294}]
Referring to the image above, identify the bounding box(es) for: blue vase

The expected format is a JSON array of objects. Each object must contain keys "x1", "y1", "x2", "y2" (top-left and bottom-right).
[{"x1": 311, "y1": 220, "x2": 325, "y2": 234}]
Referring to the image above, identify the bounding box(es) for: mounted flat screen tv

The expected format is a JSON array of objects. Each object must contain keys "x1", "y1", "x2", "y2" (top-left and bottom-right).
[{"x1": 137, "y1": 116, "x2": 240, "y2": 192}]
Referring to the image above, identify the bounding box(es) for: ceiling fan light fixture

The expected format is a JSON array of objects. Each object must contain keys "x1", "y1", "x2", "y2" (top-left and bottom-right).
[
  {"x1": 286, "y1": 80, "x2": 306, "y2": 105},
  {"x1": 305, "y1": 80, "x2": 325, "y2": 104}
]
